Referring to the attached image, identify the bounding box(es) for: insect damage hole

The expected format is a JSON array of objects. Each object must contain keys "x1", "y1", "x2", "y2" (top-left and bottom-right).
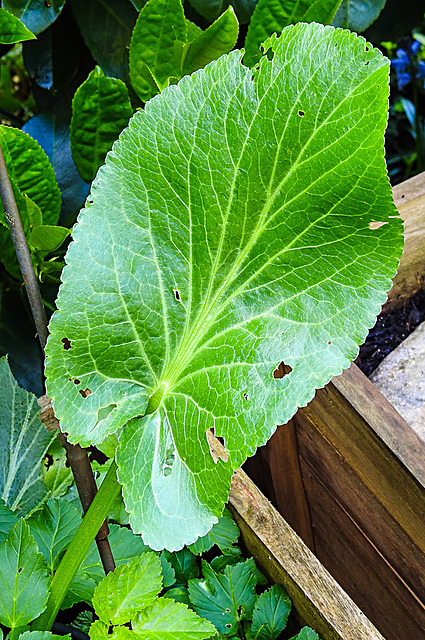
[
  {"x1": 243, "y1": 392, "x2": 248, "y2": 400},
  {"x1": 173, "y1": 289, "x2": 181, "y2": 302},
  {"x1": 273, "y1": 362, "x2": 293, "y2": 378},
  {"x1": 369, "y1": 220, "x2": 388, "y2": 230},
  {"x1": 61, "y1": 337, "x2": 71, "y2": 350},
  {"x1": 298, "y1": 110, "x2": 305, "y2": 117},
  {"x1": 79, "y1": 388, "x2": 92, "y2": 398}
]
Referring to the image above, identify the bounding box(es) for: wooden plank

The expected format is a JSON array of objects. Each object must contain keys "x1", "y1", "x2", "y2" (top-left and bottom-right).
[
  {"x1": 332, "y1": 363, "x2": 425, "y2": 489},
  {"x1": 243, "y1": 419, "x2": 315, "y2": 551},
  {"x1": 228, "y1": 467, "x2": 385, "y2": 640},
  {"x1": 294, "y1": 407, "x2": 425, "y2": 634},
  {"x1": 386, "y1": 171, "x2": 425, "y2": 310},
  {"x1": 299, "y1": 461, "x2": 425, "y2": 640}
]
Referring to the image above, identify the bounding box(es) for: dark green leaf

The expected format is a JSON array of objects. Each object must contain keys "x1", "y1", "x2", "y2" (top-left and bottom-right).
[
  {"x1": 45, "y1": 24, "x2": 403, "y2": 550},
  {"x1": 19, "y1": 632, "x2": 69, "y2": 640},
  {"x1": 27, "y1": 498, "x2": 81, "y2": 573},
  {"x1": 3, "y1": 0, "x2": 66, "y2": 35},
  {"x1": 0, "y1": 499, "x2": 17, "y2": 545},
  {"x1": 162, "y1": 548, "x2": 199, "y2": 583},
  {"x1": 332, "y1": 0, "x2": 385, "y2": 32},
  {"x1": 185, "y1": 0, "x2": 226, "y2": 22},
  {"x1": 23, "y1": 112, "x2": 90, "y2": 226},
  {"x1": 29, "y1": 225, "x2": 70, "y2": 252},
  {"x1": 131, "y1": 597, "x2": 217, "y2": 639},
  {"x1": 0, "y1": 519, "x2": 49, "y2": 629},
  {"x1": 186, "y1": 18, "x2": 202, "y2": 42},
  {"x1": 163, "y1": 585, "x2": 191, "y2": 606},
  {"x1": 209, "y1": 552, "x2": 242, "y2": 573},
  {"x1": 159, "y1": 554, "x2": 176, "y2": 588},
  {"x1": 0, "y1": 357, "x2": 55, "y2": 514},
  {"x1": 250, "y1": 584, "x2": 291, "y2": 640},
  {"x1": 189, "y1": 508, "x2": 240, "y2": 555},
  {"x1": 22, "y1": 14, "x2": 81, "y2": 92},
  {"x1": 93, "y1": 553, "x2": 162, "y2": 625},
  {"x1": 129, "y1": 0, "x2": 186, "y2": 97},
  {"x1": 182, "y1": 7, "x2": 238, "y2": 76},
  {"x1": 0, "y1": 7, "x2": 35, "y2": 43},
  {"x1": 0, "y1": 286, "x2": 44, "y2": 397},
  {"x1": 0, "y1": 125, "x2": 61, "y2": 225},
  {"x1": 188, "y1": 558, "x2": 257, "y2": 635},
  {"x1": 69, "y1": 0, "x2": 137, "y2": 82},
  {"x1": 70, "y1": 66, "x2": 133, "y2": 183},
  {"x1": 244, "y1": 0, "x2": 342, "y2": 66}
]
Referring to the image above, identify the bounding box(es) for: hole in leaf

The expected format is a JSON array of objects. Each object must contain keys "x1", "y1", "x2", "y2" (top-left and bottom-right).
[
  {"x1": 79, "y1": 388, "x2": 92, "y2": 398},
  {"x1": 74, "y1": 379, "x2": 80, "y2": 385},
  {"x1": 18, "y1": 567, "x2": 23, "y2": 573},
  {"x1": 298, "y1": 110, "x2": 305, "y2": 117},
  {"x1": 61, "y1": 337, "x2": 71, "y2": 350},
  {"x1": 243, "y1": 392, "x2": 248, "y2": 400},
  {"x1": 369, "y1": 220, "x2": 388, "y2": 230},
  {"x1": 97, "y1": 404, "x2": 117, "y2": 421},
  {"x1": 273, "y1": 362, "x2": 293, "y2": 378},
  {"x1": 173, "y1": 289, "x2": 181, "y2": 302},
  {"x1": 43, "y1": 453, "x2": 53, "y2": 469},
  {"x1": 365, "y1": 46, "x2": 369, "y2": 51},
  {"x1": 365, "y1": 61, "x2": 370, "y2": 65}
]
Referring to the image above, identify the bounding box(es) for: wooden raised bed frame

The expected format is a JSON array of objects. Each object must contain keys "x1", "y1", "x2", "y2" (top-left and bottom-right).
[{"x1": 242, "y1": 171, "x2": 425, "y2": 640}]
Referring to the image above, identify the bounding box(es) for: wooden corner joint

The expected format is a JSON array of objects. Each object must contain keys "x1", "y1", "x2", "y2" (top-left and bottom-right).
[{"x1": 37, "y1": 394, "x2": 60, "y2": 431}]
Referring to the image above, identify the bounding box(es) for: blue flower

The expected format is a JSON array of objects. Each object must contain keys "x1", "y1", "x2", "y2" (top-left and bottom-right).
[{"x1": 391, "y1": 40, "x2": 424, "y2": 90}]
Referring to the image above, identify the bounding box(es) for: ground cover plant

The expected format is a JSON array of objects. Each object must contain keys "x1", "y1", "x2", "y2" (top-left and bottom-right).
[{"x1": 0, "y1": 0, "x2": 406, "y2": 638}]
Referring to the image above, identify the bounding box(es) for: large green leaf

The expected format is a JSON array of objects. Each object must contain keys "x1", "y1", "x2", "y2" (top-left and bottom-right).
[
  {"x1": 0, "y1": 519, "x2": 49, "y2": 629},
  {"x1": 332, "y1": 0, "x2": 386, "y2": 32},
  {"x1": 188, "y1": 558, "x2": 257, "y2": 635},
  {"x1": 182, "y1": 7, "x2": 239, "y2": 76},
  {"x1": 45, "y1": 23, "x2": 403, "y2": 551},
  {"x1": 0, "y1": 357, "x2": 56, "y2": 514},
  {"x1": 244, "y1": 0, "x2": 342, "y2": 66},
  {"x1": 131, "y1": 597, "x2": 217, "y2": 639},
  {"x1": 0, "y1": 125, "x2": 61, "y2": 225},
  {"x1": 70, "y1": 66, "x2": 133, "y2": 183},
  {"x1": 3, "y1": 0, "x2": 66, "y2": 35},
  {"x1": 93, "y1": 553, "x2": 162, "y2": 625},
  {"x1": 129, "y1": 0, "x2": 186, "y2": 99},
  {"x1": 0, "y1": 7, "x2": 35, "y2": 43}
]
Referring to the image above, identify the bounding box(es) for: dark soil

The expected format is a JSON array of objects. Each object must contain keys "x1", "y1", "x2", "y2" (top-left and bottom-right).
[{"x1": 355, "y1": 288, "x2": 425, "y2": 377}]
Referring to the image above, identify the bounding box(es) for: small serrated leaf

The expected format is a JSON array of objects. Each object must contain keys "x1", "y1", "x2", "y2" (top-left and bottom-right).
[
  {"x1": 129, "y1": 0, "x2": 186, "y2": 96},
  {"x1": 0, "y1": 125, "x2": 61, "y2": 225},
  {"x1": 70, "y1": 66, "x2": 132, "y2": 183},
  {"x1": 289, "y1": 627, "x2": 321, "y2": 640},
  {"x1": 182, "y1": 7, "x2": 238, "y2": 76},
  {"x1": 93, "y1": 553, "x2": 163, "y2": 625},
  {"x1": 19, "y1": 632, "x2": 69, "y2": 640},
  {"x1": 250, "y1": 584, "x2": 291, "y2": 640},
  {"x1": 162, "y1": 548, "x2": 199, "y2": 583},
  {"x1": 27, "y1": 498, "x2": 81, "y2": 573},
  {"x1": 0, "y1": 519, "x2": 49, "y2": 629},
  {"x1": 0, "y1": 8, "x2": 35, "y2": 43},
  {"x1": 132, "y1": 597, "x2": 217, "y2": 639},
  {"x1": 189, "y1": 508, "x2": 240, "y2": 555},
  {"x1": 189, "y1": 558, "x2": 257, "y2": 635}
]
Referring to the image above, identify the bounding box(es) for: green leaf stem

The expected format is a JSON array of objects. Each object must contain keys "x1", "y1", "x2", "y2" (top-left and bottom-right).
[{"x1": 46, "y1": 24, "x2": 403, "y2": 550}]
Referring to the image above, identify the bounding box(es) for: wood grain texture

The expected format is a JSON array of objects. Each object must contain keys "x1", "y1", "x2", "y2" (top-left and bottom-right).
[
  {"x1": 386, "y1": 171, "x2": 425, "y2": 310},
  {"x1": 227, "y1": 467, "x2": 385, "y2": 640}
]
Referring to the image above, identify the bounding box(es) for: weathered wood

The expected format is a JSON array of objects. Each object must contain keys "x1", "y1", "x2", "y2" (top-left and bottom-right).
[
  {"x1": 386, "y1": 171, "x2": 425, "y2": 310},
  {"x1": 243, "y1": 419, "x2": 315, "y2": 551},
  {"x1": 228, "y1": 467, "x2": 385, "y2": 640}
]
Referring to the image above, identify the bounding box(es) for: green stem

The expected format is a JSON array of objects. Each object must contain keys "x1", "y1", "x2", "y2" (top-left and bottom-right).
[{"x1": 32, "y1": 461, "x2": 121, "y2": 631}]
